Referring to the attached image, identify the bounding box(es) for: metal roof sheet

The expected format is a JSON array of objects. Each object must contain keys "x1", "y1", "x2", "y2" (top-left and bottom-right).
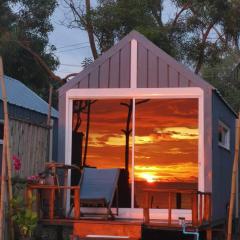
[{"x1": 0, "y1": 75, "x2": 58, "y2": 118}]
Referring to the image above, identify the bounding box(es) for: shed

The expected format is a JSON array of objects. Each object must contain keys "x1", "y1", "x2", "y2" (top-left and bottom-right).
[
  {"x1": 58, "y1": 31, "x2": 237, "y2": 225},
  {"x1": 0, "y1": 75, "x2": 58, "y2": 177}
]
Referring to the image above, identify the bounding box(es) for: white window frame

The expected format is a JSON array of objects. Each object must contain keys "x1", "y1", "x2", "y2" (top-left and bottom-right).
[
  {"x1": 218, "y1": 120, "x2": 230, "y2": 150},
  {"x1": 65, "y1": 87, "x2": 204, "y2": 220}
]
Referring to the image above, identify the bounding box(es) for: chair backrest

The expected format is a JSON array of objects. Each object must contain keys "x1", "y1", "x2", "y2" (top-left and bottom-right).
[{"x1": 80, "y1": 168, "x2": 120, "y2": 206}]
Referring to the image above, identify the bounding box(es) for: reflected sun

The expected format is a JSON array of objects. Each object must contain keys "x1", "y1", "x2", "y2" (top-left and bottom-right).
[{"x1": 140, "y1": 173, "x2": 156, "y2": 183}]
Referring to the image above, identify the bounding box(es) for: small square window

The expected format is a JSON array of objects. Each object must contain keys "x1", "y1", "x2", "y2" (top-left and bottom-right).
[{"x1": 218, "y1": 121, "x2": 230, "y2": 150}]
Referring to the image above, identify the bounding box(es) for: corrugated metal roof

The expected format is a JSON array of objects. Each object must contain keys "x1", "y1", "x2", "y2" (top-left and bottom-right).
[{"x1": 0, "y1": 75, "x2": 58, "y2": 118}]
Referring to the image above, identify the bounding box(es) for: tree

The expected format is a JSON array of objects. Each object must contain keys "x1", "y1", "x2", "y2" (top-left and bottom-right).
[
  {"x1": 202, "y1": 51, "x2": 240, "y2": 111},
  {"x1": 64, "y1": 0, "x2": 240, "y2": 75},
  {"x1": 169, "y1": 0, "x2": 240, "y2": 73},
  {"x1": 63, "y1": 0, "x2": 175, "y2": 60},
  {"x1": 0, "y1": 0, "x2": 60, "y2": 104}
]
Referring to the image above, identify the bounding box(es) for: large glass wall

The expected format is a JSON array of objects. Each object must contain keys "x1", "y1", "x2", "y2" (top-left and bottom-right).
[
  {"x1": 71, "y1": 98, "x2": 198, "y2": 209},
  {"x1": 72, "y1": 99, "x2": 132, "y2": 207},
  {"x1": 134, "y1": 99, "x2": 198, "y2": 209}
]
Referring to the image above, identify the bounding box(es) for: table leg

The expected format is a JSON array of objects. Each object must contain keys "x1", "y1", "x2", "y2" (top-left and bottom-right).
[
  {"x1": 49, "y1": 188, "x2": 55, "y2": 220},
  {"x1": 26, "y1": 187, "x2": 33, "y2": 209},
  {"x1": 63, "y1": 169, "x2": 68, "y2": 214},
  {"x1": 74, "y1": 188, "x2": 80, "y2": 219}
]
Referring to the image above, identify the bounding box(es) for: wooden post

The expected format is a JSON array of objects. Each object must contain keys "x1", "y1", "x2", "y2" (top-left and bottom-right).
[
  {"x1": 206, "y1": 229, "x2": 212, "y2": 240},
  {"x1": 74, "y1": 187, "x2": 80, "y2": 219},
  {"x1": 168, "y1": 192, "x2": 172, "y2": 225},
  {"x1": 63, "y1": 169, "x2": 68, "y2": 214},
  {"x1": 204, "y1": 194, "x2": 211, "y2": 222},
  {"x1": 0, "y1": 57, "x2": 14, "y2": 240},
  {"x1": 47, "y1": 84, "x2": 53, "y2": 127},
  {"x1": 49, "y1": 188, "x2": 55, "y2": 221},
  {"x1": 26, "y1": 187, "x2": 33, "y2": 209},
  {"x1": 192, "y1": 192, "x2": 198, "y2": 226},
  {"x1": 143, "y1": 191, "x2": 149, "y2": 224},
  {"x1": 47, "y1": 84, "x2": 53, "y2": 162},
  {"x1": 199, "y1": 193, "x2": 203, "y2": 225},
  {"x1": 226, "y1": 113, "x2": 240, "y2": 240},
  {"x1": 0, "y1": 137, "x2": 6, "y2": 240}
]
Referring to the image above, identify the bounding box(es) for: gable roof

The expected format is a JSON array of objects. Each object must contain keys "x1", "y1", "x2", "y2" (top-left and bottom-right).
[
  {"x1": 1, "y1": 75, "x2": 58, "y2": 118},
  {"x1": 59, "y1": 30, "x2": 213, "y2": 96}
]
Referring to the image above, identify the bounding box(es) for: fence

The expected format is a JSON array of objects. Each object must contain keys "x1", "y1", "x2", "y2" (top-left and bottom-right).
[{"x1": 9, "y1": 118, "x2": 49, "y2": 178}]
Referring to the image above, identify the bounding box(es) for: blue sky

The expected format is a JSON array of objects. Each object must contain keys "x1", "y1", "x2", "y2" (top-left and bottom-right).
[{"x1": 49, "y1": 0, "x2": 175, "y2": 78}]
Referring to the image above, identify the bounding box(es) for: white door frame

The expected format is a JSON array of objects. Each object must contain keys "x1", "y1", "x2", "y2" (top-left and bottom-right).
[{"x1": 65, "y1": 87, "x2": 204, "y2": 219}]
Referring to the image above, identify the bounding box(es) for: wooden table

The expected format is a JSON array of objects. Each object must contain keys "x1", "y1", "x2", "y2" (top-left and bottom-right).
[
  {"x1": 26, "y1": 184, "x2": 80, "y2": 221},
  {"x1": 45, "y1": 163, "x2": 81, "y2": 212}
]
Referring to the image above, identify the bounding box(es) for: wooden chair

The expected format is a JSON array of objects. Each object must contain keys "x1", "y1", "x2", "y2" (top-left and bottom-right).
[{"x1": 70, "y1": 167, "x2": 120, "y2": 219}]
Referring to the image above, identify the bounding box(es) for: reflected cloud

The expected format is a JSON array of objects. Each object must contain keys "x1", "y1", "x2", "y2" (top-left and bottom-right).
[
  {"x1": 73, "y1": 98, "x2": 199, "y2": 185},
  {"x1": 134, "y1": 163, "x2": 198, "y2": 183},
  {"x1": 156, "y1": 127, "x2": 198, "y2": 140}
]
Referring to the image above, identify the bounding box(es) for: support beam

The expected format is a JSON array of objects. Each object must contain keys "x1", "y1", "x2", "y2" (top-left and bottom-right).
[{"x1": 130, "y1": 39, "x2": 137, "y2": 89}]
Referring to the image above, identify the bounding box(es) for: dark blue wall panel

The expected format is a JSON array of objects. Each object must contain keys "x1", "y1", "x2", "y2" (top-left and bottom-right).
[{"x1": 212, "y1": 91, "x2": 236, "y2": 221}]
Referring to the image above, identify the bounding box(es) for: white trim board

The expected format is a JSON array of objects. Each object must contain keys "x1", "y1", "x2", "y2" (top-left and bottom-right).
[{"x1": 65, "y1": 87, "x2": 205, "y2": 218}]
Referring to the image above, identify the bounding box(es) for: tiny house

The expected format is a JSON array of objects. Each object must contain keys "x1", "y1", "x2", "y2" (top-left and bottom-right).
[{"x1": 57, "y1": 31, "x2": 237, "y2": 236}]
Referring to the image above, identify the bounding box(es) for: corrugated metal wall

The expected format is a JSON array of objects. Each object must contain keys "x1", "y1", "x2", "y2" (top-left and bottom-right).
[{"x1": 9, "y1": 118, "x2": 49, "y2": 177}]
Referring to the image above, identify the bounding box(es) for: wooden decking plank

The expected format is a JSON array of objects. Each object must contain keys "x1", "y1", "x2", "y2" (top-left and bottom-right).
[{"x1": 73, "y1": 221, "x2": 142, "y2": 239}]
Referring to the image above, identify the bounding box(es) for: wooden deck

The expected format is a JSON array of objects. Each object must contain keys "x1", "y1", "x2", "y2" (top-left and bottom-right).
[
  {"x1": 27, "y1": 184, "x2": 213, "y2": 239},
  {"x1": 40, "y1": 218, "x2": 216, "y2": 240}
]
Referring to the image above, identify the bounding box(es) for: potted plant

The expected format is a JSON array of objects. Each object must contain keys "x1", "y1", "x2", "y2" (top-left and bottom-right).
[{"x1": 11, "y1": 196, "x2": 38, "y2": 240}]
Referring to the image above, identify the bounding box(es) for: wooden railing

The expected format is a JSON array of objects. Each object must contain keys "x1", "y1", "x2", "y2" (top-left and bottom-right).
[
  {"x1": 143, "y1": 189, "x2": 211, "y2": 226},
  {"x1": 26, "y1": 184, "x2": 80, "y2": 221}
]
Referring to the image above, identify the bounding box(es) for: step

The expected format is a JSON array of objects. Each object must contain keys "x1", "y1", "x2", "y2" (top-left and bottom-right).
[{"x1": 73, "y1": 220, "x2": 142, "y2": 240}]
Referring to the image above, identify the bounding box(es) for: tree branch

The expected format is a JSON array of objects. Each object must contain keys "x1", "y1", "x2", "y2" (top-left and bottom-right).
[
  {"x1": 171, "y1": 2, "x2": 191, "y2": 28},
  {"x1": 15, "y1": 40, "x2": 79, "y2": 83},
  {"x1": 213, "y1": 26, "x2": 227, "y2": 45},
  {"x1": 195, "y1": 22, "x2": 216, "y2": 74},
  {"x1": 16, "y1": 40, "x2": 62, "y2": 82},
  {"x1": 85, "y1": 0, "x2": 98, "y2": 59},
  {"x1": 120, "y1": 102, "x2": 130, "y2": 107}
]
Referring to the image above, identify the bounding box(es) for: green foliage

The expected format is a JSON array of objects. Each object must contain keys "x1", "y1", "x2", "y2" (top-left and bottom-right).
[
  {"x1": 70, "y1": 0, "x2": 174, "y2": 56},
  {"x1": 170, "y1": 0, "x2": 240, "y2": 70},
  {"x1": 202, "y1": 51, "x2": 240, "y2": 112},
  {"x1": 67, "y1": 0, "x2": 240, "y2": 72},
  {"x1": 0, "y1": 0, "x2": 59, "y2": 104},
  {"x1": 12, "y1": 176, "x2": 28, "y2": 197},
  {"x1": 10, "y1": 177, "x2": 38, "y2": 239},
  {"x1": 11, "y1": 196, "x2": 38, "y2": 239}
]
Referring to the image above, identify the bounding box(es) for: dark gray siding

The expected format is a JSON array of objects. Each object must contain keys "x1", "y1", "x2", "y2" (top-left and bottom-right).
[
  {"x1": 0, "y1": 101, "x2": 48, "y2": 125},
  {"x1": 212, "y1": 91, "x2": 236, "y2": 221},
  {"x1": 0, "y1": 101, "x2": 58, "y2": 161}
]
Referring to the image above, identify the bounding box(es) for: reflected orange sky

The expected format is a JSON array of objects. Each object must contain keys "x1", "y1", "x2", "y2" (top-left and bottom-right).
[{"x1": 73, "y1": 99, "x2": 198, "y2": 184}]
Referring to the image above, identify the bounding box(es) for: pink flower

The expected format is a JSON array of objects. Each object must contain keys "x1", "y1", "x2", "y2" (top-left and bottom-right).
[
  {"x1": 27, "y1": 175, "x2": 39, "y2": 183},
  {"x1": 12, "y1": 155, "x2": 21, "y2": 171},
  {"x1": 27, "y1": 175, "x2": 39, "y2": 181}
]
